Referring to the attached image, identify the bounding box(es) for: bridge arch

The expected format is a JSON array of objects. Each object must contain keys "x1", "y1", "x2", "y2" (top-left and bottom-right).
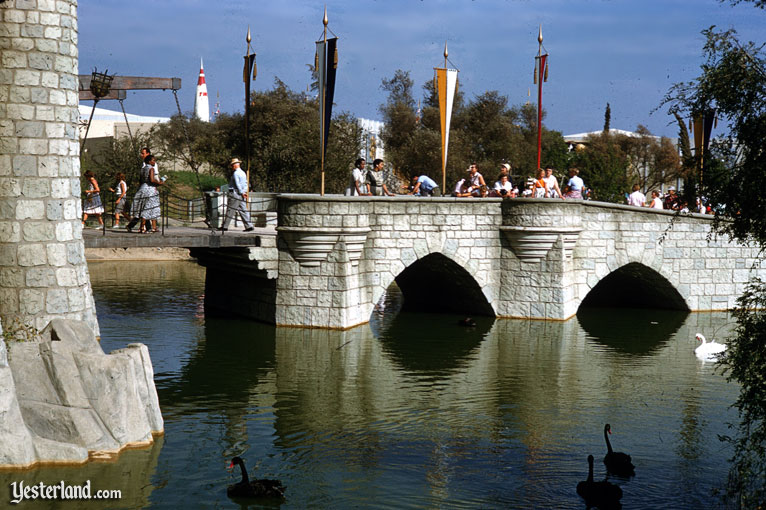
[
  {"x1": 579, "y1": 261, "x2": 689, "y2": 311},
  {"x1": 375, "y1": 252, "x2": 496, "y2": 317}
]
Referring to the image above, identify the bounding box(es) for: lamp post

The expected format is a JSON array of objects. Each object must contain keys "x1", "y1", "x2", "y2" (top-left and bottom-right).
[{"x1": 81, "y1": 68, "x2": 114, "y2": 148}]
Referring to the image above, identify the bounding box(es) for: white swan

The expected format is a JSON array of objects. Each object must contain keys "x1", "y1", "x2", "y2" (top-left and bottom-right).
[{"x1": 695, "y1": 333, "x2": 726, "y2": 361}]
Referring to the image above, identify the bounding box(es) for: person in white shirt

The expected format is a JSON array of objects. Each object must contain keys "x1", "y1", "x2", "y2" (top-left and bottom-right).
[
  {"x1": 221, "y1": 158, "x2": 254, "y2": 232},
  {"x1": 345, "y1": 158, "x2": 370, "y2": 196},
  {"x1": 492, "y1": 174, "x2": 514, "y2": 198},
  {"x1": 108, "y1": 173, "x2": 129, "y2": 227},
  {"x1": 453, "y1": 177, "x2": 472, "y2": 197},
  {"x1": 544, "y1": 166, "x2": 564, "y2": 199},
  {"x1": 648, "y1": 190, "x2": 663, "y2": 209},
  {"x1": 465, "y1": 164, "x2": 486, "y2": 197},
  {"x1": 627, "y1": 184, "x2": 646, "y2": 207}
]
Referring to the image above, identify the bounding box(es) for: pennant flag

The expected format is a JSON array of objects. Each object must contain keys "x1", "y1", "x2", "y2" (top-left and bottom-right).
[
  {"x1": 702, "y1": 110, "x2": 715, "y2": 154},
  {"x1": 243, "y1": 54, "x2": 256, "y2": 84},
  {"x1": 435, "y1": 67, "x2": 458, "y2": 190},
  {"x1": 535, "y1": 53, "x2": 548, "y2": 171},
  {"x1": 316, "y1": 37, "x2": 338, "y2": 164}
]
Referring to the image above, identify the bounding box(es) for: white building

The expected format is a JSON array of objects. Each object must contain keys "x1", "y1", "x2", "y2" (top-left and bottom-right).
[
  {"x1": 78, "y1": 104, "x2": 170, "y2": 140},
  {"x1": 358, "y1": 118, "x2": 385, "y2": 162},
  {"x1": 563, "y1": 128, "x2": 682, "y2": 193}
]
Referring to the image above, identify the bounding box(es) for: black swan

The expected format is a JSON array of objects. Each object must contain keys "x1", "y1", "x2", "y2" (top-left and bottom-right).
[
  {"x1": 227, "y1": 456, "x2": 285, "y2": 499},
  {"x1": 603, "y1": 424, "x2": 635, "y2": 476},
  {"x1": 577, "y1": 455, "x2": 623, "y2": 509}
]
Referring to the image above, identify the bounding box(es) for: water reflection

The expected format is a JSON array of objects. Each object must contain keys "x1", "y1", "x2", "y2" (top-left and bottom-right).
[
  {"x1": 577, "y1": 307, "x2": 688, "y2": 355},
  {"x1": 156, "y1": 319, "x2": 277, "y2": 418},
  {"x1": 0, "y1": 437, "x2": 164, "y2": 510},
  {"x1": 81, "y1": 261, "x2": 739, "y2": 509},
  {"x1": 374, "y1": 312, "x2": 493, "y2": 376}
]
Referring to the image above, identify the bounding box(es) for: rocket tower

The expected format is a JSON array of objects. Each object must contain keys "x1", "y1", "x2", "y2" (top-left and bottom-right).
[{"x1": 194, "y1": 58, "x2": 210, "y2": 122}]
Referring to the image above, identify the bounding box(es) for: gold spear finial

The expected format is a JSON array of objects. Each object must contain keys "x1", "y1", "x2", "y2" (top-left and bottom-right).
[
  {"x1": 444, "y1": 41, "x2": 449, "y2": 59},
  {"x1": 323, "y1": 5, "x2": 328, "y2": 26},
  {"x1": 247, "y1": 25, "x2": 251, "y2": 44},
  {"x1": 538, "y1": 24, "x2": 543, "y2": 44}
]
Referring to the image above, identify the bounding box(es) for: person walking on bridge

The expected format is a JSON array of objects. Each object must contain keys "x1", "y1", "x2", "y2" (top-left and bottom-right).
[{"x1": 221, "y1": 158, "x2": 254, "y2": 232}]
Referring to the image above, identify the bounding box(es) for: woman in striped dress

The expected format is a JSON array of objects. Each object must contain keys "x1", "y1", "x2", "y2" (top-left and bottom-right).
[{"x1": 82, "y1": 170, "x2": 104, "y2": 226}]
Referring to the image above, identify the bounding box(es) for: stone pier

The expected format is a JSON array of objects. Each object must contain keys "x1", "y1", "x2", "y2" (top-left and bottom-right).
[{"x1": 0, "y1": 0, "x2": 98, "y2": 334}]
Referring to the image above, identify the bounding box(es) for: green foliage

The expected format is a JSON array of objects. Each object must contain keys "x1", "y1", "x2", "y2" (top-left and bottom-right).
[
  {"x1": 664, "y1": 25, "x2": 766, "y2": 507},
  {"x1": 163, "y1": 170, "x2": 226, "y2": 194},
  {"x1": 80, "y1": 132, "x2": 149, "y2": 195},
  {"x1": 721, "y1": 279, "x2": 766, "y2": 508},
  {"x1": 569, "y1": 131, "x2": 629, "y2": 203},
  {"x1": 616, "y1": 125, "x2": 683, "y2": 193},
  {"x1": 2, "y1": 317, "x2": 40, "y2": 344},
  {"x1": 723, "y1": 0, "x2": 766, "y2": 8}
]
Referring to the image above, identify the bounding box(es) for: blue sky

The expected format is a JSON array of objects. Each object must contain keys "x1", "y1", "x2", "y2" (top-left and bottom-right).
[{"x1": 79, "y1": 0, "x2": 764, "y2": 138}]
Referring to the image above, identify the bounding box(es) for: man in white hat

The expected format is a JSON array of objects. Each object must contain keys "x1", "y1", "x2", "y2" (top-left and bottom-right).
[{"x1": 221, "y1": 158, "x2": 254, "y2": 232}]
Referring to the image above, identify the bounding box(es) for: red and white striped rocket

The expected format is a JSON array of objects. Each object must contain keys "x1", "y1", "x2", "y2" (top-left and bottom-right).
[{"x1": 194, "y1": 58, "x2": 210, "y2": 122}]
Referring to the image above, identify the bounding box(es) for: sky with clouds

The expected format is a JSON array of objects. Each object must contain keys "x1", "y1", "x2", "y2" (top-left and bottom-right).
[{"x1": 78, "y1": 0, "x2": 764, "y2": 138}]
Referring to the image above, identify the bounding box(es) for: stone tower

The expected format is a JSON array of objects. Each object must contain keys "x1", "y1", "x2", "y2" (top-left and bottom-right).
[{"x1": 0, "y1": 0, "x2": 99, "y2": 335}]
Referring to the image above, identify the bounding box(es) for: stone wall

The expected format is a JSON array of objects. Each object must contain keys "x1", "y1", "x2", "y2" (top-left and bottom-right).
[{"x1": 0, "y1": 0, "x2": 98, "y2": 333}]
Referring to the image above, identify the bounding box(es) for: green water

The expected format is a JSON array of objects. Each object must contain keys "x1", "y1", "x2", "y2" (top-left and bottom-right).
[{"x1": 1, "y1": 261, "x2": 739, "y2": 509}]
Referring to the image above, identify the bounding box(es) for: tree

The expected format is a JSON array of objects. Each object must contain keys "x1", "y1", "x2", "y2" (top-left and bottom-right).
[
  {"x1": 379, "y1": 70, "x2": 419, "y2": 177},
  {"x1": 614, "y1": 125, "x2": 682, "y2": 192},
  {"x1": 603, "y1": 102, "x2": 611, "y2": 132},
  {"x1": 663, "y1": 26, "x2": 766, "y2": 507},
  {"x1": 569, "y1": 131, "x2": 629, "y2": 203}
]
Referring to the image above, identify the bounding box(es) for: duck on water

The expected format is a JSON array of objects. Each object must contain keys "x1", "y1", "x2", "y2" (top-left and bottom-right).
[
  {"x1": 577, "y1": 454, "x2": 623, "y2": 509},
  {"x1": 603, "y1": 424, "x2": 635, "y2": 476},
  {"x1": 227, "y1": 456, "x2": 285, "y2": 499}
]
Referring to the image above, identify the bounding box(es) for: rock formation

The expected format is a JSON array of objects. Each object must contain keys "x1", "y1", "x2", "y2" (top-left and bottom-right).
[{"x1": 0, "y1": 319, "x2": 163, "y2": 468}]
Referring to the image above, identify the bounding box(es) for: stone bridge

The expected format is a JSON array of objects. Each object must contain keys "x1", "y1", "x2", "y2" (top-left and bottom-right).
[{"x1": 192, "y1": 195, "x2": 765, "y2": 329}]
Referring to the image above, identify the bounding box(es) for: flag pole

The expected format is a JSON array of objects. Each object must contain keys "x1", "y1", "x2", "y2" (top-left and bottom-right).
[
  {"x1": 244, "y1": 27, "x2": 252, "y2": 196},
  {"x1": 442, "y1": 41, "x2": 448, "y2": 191},
  {"x1": 536, "y1": 24, "x2": 544, "y2": 173},
  {"x1": 320, "y1": 7, "x2": 328, "y2": 196}
]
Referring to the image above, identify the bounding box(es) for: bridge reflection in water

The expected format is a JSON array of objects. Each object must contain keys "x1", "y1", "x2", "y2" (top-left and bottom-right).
[{"x1": 82, "y1": 260, "x2": 736, "y2": 509}]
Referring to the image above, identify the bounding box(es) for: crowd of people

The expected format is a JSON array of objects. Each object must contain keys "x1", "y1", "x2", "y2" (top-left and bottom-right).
[
  {"x1": 345, "y1": 157, "x2": 591, "y2": 201},
  {"x1": 406, "y1": 162, "x2": 588, "y2": 200},
  {"x1": 345, "y1": 157, "x2": 712, "y2": 215},
  {"x1": 626, "y1": 185, "x2": 708, "y2": 213}
]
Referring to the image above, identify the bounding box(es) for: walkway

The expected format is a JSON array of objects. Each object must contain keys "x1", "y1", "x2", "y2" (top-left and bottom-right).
[{"x1": 82, "y1": 225, "x2": 275, "y2": 249}]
